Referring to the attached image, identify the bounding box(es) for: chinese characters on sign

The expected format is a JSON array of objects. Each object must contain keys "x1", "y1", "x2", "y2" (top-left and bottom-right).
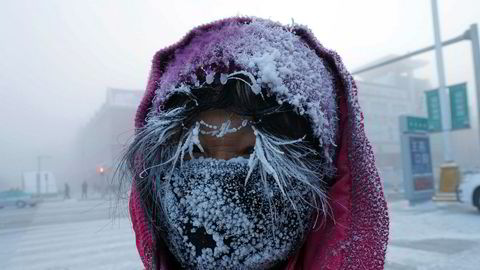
[
  {"x1": 426, "y1": 89, "x2": 442, "y2": 132},
  {"x1": 425, "y1": 83, "x2": 470, "y2": 132},
  {"x1": 449, "y1": 83, "x2": 470, "y2": 130},
  {"x1": 399, "y1": 115, "x2": 435, "y2": 204},
  {"x1": 406, "y1": 116, "x2": 429, "y2": 133},
  {"x1": 409, "y1": 137, "x2": 434, "y2": 191}
]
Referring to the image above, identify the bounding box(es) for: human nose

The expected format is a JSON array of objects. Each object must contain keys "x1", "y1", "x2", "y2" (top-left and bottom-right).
[{"x1": 208, "y1": 150, "x2": 239, "y2": 160}]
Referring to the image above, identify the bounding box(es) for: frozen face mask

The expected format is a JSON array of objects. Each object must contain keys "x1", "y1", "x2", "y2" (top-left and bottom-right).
[
  {"x1": 155, "y1": 156, "x2": 314, "y2": 270},
  {"x1": 128, "y1": 108, "x2": 330, "y2": 269}
]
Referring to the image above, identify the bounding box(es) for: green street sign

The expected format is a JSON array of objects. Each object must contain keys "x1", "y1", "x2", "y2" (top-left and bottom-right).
[
  {"x1": 449, "y1": 83, "x2": 470, "y2": 130},
  {"x1": 425, "y1": 82, "x2": 470, "y2": 132},
  {"x1": 425, "y1": 89, "x2": 442, "y2": 132},
  {"x1": 401, "y1": 116, "x2": 429, "y2": 133}
]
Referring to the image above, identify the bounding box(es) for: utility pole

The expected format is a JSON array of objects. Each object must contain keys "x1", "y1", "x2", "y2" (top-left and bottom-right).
[
  {"x1": 431, "y1": 0, "x2": 461, "y2": 195},
  {"x1": 36, "y1": 155, "x2": 51, "y2": 194},
  {"x1": 431, "y1": 0, "x2": 453, "y2": 163},
  {"x1": 467, "y1": 24, "x2": 480, "y2": 146},
  {"x1": 36, "y1": 156, "x2": 41, "y2": 195}
]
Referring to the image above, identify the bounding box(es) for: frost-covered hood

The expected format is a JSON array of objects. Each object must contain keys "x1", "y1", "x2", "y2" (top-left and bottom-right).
[{"x1": 130, "y1": 16, "x2": 389, "y2": 269}]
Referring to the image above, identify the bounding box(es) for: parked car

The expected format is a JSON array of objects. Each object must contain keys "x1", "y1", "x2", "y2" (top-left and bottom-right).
[
  {"x1": 457, "y1": 172, "x2": 480, "y2": 211},
  {"x1": 0, "y1": 190, "x2": 41, "y2": 209}
]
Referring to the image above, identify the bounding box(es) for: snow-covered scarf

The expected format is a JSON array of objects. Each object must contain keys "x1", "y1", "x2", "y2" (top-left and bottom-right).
[{"x1": 129, "y1": 16, "x2": 389, "y2": 269}]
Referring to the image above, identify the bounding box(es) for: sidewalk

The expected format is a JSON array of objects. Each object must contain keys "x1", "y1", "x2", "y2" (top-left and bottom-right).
[{"x1": 386, "y1": 200, "x2": 480, "y2": 269}]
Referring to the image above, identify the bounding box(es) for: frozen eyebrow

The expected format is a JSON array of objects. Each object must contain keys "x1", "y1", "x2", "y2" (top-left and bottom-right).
[{"x1": 196, "y1": 118, "x2": 261, "y2": 138}]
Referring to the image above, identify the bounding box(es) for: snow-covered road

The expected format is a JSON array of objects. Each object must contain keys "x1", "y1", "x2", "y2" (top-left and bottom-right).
[
  {"x1": 0, "y1": 197, "x2": 478, "y2": 269},
  {"x1": 386, "y1": 200, "x2": 480, "y2": 270},
  {"x1": 0, "y1": 199, "x2": 142, "y2": 270}
]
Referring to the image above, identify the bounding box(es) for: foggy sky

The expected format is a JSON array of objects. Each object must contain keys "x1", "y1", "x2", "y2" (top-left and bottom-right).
[{"x1": 1, "y1": 0, "x2": 479, "y2": 188}]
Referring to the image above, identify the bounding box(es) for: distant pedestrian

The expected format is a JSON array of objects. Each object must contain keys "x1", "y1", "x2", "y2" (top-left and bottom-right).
[
  {"x1": 63, "y1": 183, "x2": 70, "y2": 200},
  {"x1": 81, "y1": 181, "x2": 88, "y2": 199}
]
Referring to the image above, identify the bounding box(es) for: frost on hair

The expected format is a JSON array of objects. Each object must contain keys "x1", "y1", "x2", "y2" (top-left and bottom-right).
[
  {"x1": 117, "y1": 87, "x2": 333, "y2": 234},
  {"x1": 151, "y1": 18, "x2": 338, "y2": 173}
]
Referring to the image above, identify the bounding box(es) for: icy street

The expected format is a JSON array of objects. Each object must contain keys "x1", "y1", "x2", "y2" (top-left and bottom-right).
[
  {"x1": 386, "y1": 200, "x2": 480, "y2": 270},
  {"x1": 0, "y1": 197, "x2": 479, "y2": 269},
  {"x1": 0, "y1": 199, "x2": 142, "y2": 270}
]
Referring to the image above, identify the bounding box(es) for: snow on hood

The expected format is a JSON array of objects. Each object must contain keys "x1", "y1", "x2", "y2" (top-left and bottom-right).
[
  {"x1": 131, "y1": 16, "x2": 389, "y2": 269},
  {"x1": 150, "y1": 18, "x2": 337, "y2": 172}
]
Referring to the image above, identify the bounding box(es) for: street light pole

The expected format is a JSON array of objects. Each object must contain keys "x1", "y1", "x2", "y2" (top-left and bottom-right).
[
  {"x1": 36, "y1": 155, "x2": 51, "y2": 194},
  {"x1": 36, "y1": 156, "x2": 42, "y2": 194},
  {"x1": 467, "y1": 24, "x2": 480, "y2": 146},
  {"x1": 431, "y1": 0, "x2": 453, "y2": 163}
]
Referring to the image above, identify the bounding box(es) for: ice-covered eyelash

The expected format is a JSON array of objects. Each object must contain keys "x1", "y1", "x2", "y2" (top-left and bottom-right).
[
  {"x1": 199, "y1": 119, "x2": 248, "y2": 137},
  {"x1": 118, "y1": 105, "x2": 332, "y2": 229},
  {"x1": 181, "y1": 118, "x2": 262, "y2": 138}
]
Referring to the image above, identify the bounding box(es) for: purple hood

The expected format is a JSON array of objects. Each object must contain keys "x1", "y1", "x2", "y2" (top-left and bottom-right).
[{"x1": 130, "y1": 16, "x2": 389, "y2": 269}]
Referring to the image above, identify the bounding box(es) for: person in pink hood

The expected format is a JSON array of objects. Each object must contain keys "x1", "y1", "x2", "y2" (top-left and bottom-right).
[{"x1": 119, "y1": 16, "x2": 389, "y2": 269}]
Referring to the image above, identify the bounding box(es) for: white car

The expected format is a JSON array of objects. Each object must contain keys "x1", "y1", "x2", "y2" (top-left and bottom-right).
[{"x1": 457, "y1": 172, "x2": 480, "y2": 211}]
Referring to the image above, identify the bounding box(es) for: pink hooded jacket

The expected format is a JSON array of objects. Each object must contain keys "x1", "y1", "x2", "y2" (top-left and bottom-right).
[{"x1": 129, "y1": 17, "x2": 389, "y2": 269}]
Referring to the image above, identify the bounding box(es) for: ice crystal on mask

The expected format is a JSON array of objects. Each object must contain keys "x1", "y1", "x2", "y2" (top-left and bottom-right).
[{"x1": 156, "y1": 157, "x2": 314, "y2": 269}]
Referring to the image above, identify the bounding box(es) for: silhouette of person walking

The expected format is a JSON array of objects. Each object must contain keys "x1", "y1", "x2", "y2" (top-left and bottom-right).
[
  {"x1": 64, "y1": 183, "x2": 70, "y2": 200},
  {"x1": 81, "y1": 181, "x2": 88, "y2": 200}
]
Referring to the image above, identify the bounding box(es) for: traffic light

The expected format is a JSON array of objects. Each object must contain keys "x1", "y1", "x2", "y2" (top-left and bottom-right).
[{"x1": 97, "y1": 166, "x2": 105, "y2": 174}]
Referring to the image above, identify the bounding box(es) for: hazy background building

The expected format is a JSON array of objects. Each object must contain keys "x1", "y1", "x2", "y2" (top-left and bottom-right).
[
  {"x1": 356, "y1": 56, "x2": 480, "y2": 192},
  {"x1": 73, "y1": 88, "x2": 142, "y2": 196},
  {"x1": 1, "y1": 0, "x2": 479, "y2": 195}
]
